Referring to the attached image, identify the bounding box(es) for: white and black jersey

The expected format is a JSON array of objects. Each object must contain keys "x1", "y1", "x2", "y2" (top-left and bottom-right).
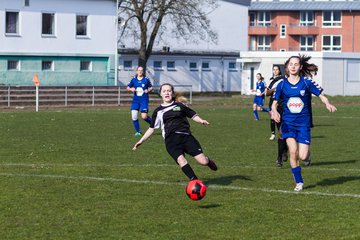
[{"x1": 150, "y1": 101, "x2": 197, "y2": 139}]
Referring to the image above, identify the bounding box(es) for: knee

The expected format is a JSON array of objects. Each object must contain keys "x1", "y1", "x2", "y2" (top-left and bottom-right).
[
  {"x1": 299, "y1": 152, "x2": 308, "y2": 161},
  {"x1": 131, "y1": 110, "x2": 138, "y2": 121}
]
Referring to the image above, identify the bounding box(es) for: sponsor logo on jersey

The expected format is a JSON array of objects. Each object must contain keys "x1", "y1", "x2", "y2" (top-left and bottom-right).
[
  {"x1": 136, "y1": 87, "x2": 144, "y2": 96},
  {"x1": 173, "y1": 106, "x2": 181, "y2": 111},
  {"x1": 300, "y1": 90, "x2": 305, "y2": 96},
  {"x1": 287, "y1": 97, "x2": 304, "y2": 113}
]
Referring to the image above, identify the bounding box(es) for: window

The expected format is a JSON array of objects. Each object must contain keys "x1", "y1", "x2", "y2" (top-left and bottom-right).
[
  {"x1": 6, "y1": 11, "x2": 19, "y2": 34},
  {"x1": 153, "y1": 61, "x2": 162, "y2": 70},
  {"x1": 280, "y1": 24, "x2": 286, "y2": 38},
  {"x1": 7, "y1": 60, "x2": 20, "y2": 70},
  {"x1": 257, "y1": 11, "x2": 271, "y2": 26},
  {"x1": 124, "y1": 60, "x2": 132, "y2": 70},
  {"x1": 323, "y1": 11, "x2": 341, "y2": 27},
  {"x1": 42, "y1": 13, "x2": 55, "y2": 35},
  {"x1": 257, "y1": 35, "x2": 271, "y2": 51},
  {"x1": 76, "y1": 15, "x2": 88, "y2": 36},
  {"x1": 249, "y1": 12, "x2": 256, "y2": 26},
  {"x1": 300, "y1": 36, "x2": 314, "y2": 51},
  {"x1": 167, "y1": 61, "x2": 175, "y2": 70},
  {"x1": 24, "y1": 0, "x2": 30, "y2": 7},
  {"x1": 228, "y1": 62, "x2": 237, "y2": 71},
  {"x1": 322, "y1": 35, "x2": 341, "y2": 51},
  {"x1": 300, "y1": 11, "x2": 314, "y2": 26},
  {"x1": 42, "y1": 60, "x2": 54, "y2": 71},
  {"x1": 80, "y1": 61, "x2": 92, "y2": 71},
  {"x1": 189, "y1": 62, "x2": 197, "y2": 71},
  {"x1": 202, "y1": 62, "x2": 210, "y2": 70}
]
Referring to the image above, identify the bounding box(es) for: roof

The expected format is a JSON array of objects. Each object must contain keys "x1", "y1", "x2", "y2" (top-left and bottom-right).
[{"x1": 249, "y1": 1, "x2": 360, "y2": 11}]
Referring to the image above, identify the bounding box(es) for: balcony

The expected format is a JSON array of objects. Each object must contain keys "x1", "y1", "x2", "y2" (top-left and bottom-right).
[
  {"x1": 248, "y1": 24, "x2": 278, "y2": 35},
  {"x1": 287, "y1": 24, "x2": 320, "y2": 36}
]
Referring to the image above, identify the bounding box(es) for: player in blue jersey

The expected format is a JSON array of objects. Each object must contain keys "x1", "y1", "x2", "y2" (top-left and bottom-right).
[
  {"x1": 271, "y1": 55, "x2": 337, "y2": 192},
  {"x1": 252, "y1": 73, "x2": 270, "y2": 121},
  {"x1": 126, "y1": 66, "x2": 153, "y2": 136}
]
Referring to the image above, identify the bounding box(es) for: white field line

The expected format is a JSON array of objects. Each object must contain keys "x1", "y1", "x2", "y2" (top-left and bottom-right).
[
  {"x1": 0, "y1": 172, "x2": 359, "y2": 199},
  {"x1": 1, "y1": 163, "x2": 360, "y2": 173}
]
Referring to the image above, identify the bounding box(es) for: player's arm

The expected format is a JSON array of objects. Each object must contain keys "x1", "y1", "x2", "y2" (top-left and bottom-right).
[
  {"x1": 126, "y1": 86, "x2": 136, "y2": 93},
  {"x1": 192, "y1": 115, "x2": 209, "y2": 125},
  {"x1": 271, "y1": 99, "x2": 281, "y2": 123},
  {"x1": 319, "y1": 94, "x2": 337, "y2": 113},
  {"x1": 266, "y1": 88, "x2": 275, "y2": 96},
  {"x1": 132, "y1": 128, "x2": 155, "y2": 150},
  {"x1": 145, "y1": 86, "x2": 153, "y2": 94}
]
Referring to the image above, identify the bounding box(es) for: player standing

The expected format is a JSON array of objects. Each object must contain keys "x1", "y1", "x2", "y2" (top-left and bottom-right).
[
  {"x1": 271, "y1": 55, "x2": 337, "y2": 192},
  {"x1": 126, "y1": 66, "x2": 153, "y2": 136},
  {"x1": 132, "y1": 83, "x2": 217, "y2": 180},
  {"x1": 252, "y1": 73, "x2": 270, "y2": 121}
]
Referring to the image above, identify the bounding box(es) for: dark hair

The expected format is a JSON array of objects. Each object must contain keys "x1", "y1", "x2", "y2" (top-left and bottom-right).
[
  {"x1": 273, "y1": 65, "x2": 282, "y2": 76},
  {"x1": 284, "y1": 54, "x2": 318, "y2": 78},
  {"x1": 256, "y1": 73, "x2": 264, "y2": 80}
]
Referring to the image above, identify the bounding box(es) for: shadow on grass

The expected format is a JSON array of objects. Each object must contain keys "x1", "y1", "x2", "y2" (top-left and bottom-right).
[
  {"x1": 198, "y1": 203, "x2": 222, "y2": 209},
  {"x1": 306, "y1": 176, "x2": 360, "y2": 189},
  {"x1": 311, "y1": 159, "x2": 359, "y2": 166},
  {"x1": 312, "y1": 135, "x2": 325, "y2": 139},
  {"x1": 205, "y1": 175, "x2": 252, "y2": 186},
  {"x1": 313, "y1": 124, "x2": 335, "y2": 127}
]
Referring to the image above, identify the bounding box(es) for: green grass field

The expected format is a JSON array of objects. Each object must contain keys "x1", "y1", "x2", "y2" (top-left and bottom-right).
[{"x1": 0, "y1": 96, "x2": 359, "y2": 239}]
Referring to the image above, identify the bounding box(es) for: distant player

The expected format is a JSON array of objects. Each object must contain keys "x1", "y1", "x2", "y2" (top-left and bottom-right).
[
  {"x1": 132, "y1": 83, "x2": 217, "y2": 180},
  {"x1": 126, "y1": 66, "x2": 153, "y2": 136},
  {"x1": 252, "y1": 73, "x2": 270, "y2": 121},
  {"x1": 271, "y1": 55, "x2": 337, "y2": 192}
]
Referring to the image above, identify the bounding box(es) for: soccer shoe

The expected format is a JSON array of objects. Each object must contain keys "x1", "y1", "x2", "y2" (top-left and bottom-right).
[
  {"x1": 134, "y1": 132, "x2": 142, "y2": 137},
  {"x1": 304, "y1": 154, "x2": 311, "y2": 166},
  {"x1": 207, "y1": 158, "x2": 218, "y2": 171},
  {"x1": 276, "y1": 158, "x2": 283, "y2": 167},
  {"x1": 294, "y1": 182, "x2": 304, "y2": 192},
  {"x1": 269, "y1": 134, "x2": 276, "y2": 140}
]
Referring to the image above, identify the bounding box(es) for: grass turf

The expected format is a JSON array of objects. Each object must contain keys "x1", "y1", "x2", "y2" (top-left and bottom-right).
[{"x1": 0, "y1": 96, "x2": 359, "y2": 239}]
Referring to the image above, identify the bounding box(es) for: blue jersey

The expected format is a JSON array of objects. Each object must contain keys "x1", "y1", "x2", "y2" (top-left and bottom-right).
[
  {"x1": 274, "y1": 77, "x2": 323, "y2": 127},
  {"x1": 127, "y1": 76, "x2": 152, "y2": 102},
  {"x1": 255, "y1": 80, "x2": 267, "y2": 98}
]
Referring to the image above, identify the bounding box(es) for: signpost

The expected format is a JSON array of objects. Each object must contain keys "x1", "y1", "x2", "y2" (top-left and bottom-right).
[{"x1": 33, "y1": 74, "x2": 40, "y2": 112}]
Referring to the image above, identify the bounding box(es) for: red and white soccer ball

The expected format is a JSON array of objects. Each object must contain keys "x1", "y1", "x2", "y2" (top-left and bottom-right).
[{"x1": 186, "y1": 179, "x2": 207, "y2": 201}]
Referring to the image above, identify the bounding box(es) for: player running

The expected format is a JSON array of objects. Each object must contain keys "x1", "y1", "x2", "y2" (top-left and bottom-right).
[
  {"x1": 126, "y1": 66, "x2": 153, "y2": 137},
  {"x1": 252, "y1": 73, "x2": 270, "y2": 121},
  {"x1": 271, "y1": 55, "x2": 337, "y2": 192},
  {"x1": 132, "y1": 83, "x2": 217, "y2": 180}
]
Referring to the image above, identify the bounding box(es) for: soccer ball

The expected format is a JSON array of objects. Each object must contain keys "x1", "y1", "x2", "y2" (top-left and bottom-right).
[{"x1": 186, "y1": 179, "x2": 207, "y2": 200}]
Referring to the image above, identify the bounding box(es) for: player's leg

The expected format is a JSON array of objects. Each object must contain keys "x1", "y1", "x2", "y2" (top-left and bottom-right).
[
  {"x1": 131, "y1": 101, "x2": 142, "y2": 136},
  {"x1": 287, "y1": 138, "x2": 304, "y2": 191},
  {"x1": 177, "y1": 155, "x2": 198, "y2": 180},
  {"x1": 140, "y1": 101, "x2": 152, "y2": 124},
  {"x1": 253, "y1": 102, "x2": 259, "y2": 120},
  {"x1": 297, "y1": 127, "x2": 311, "y2": 166},
  {"x1": 185, "y1": 135, "x2": 218, "y2": 171}
]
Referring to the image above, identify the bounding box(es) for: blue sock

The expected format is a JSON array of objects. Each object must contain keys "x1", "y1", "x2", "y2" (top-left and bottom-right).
[
  {"x1": 291, "y1": 166, "x2": 304, "y2": 183},
  {"x1": 133, "y1": 120, "x2": 140, "y2": 133},
  {"x1": 253, "y1": 110, "x2": 259, "y2": 120},
  {"x1": 145, "y1": 116, "x2": 152, "y2": 124},
  {"x1": 262, "y1": 108, "x2": 270, "y2": 112}
]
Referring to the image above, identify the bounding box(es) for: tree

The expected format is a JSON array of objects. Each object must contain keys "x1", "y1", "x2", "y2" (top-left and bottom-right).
[{"x1": 118, "y1": 0, "x2": 219, "y2": 69}]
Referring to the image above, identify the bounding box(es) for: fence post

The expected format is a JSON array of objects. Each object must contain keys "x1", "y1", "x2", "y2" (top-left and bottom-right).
[
  {"x1": 118, "y1": 86, "x2": 121, "y2": 105},
  {"x1": 65, "y1": 86, "x2": 68, "y2": 107},
  {"x1": 92, "y1": 86, "x2": 95, "y2": 106},
  {"x1": 7, "y1": 86, "x2": 10, "y2": 107}
]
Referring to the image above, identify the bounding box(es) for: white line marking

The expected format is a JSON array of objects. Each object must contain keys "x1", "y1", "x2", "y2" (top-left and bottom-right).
[
  {"x1": 1, "y1": 172, "x2": 359, "y2": 199},
  {"x1": 1, "y1": 163, "x2": 359, "y2": 172}
]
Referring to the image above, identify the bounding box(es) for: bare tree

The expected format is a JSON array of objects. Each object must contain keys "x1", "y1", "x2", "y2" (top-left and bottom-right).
[{"x1": 118, "y1": 0, "x2": 219, "y2": 69}]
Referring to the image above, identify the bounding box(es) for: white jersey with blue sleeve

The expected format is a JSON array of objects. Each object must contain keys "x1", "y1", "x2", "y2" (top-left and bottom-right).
[{"x1": 274, "y1": 77, "x2": 323, "y2": 127}]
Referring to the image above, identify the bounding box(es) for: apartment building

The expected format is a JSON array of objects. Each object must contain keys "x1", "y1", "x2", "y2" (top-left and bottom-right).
[
  {"x1": 248, "y1": 0, "x2": 360, "y2": 52},
  {"x1": 0, "y1": 0, "x2": 117, "y2": 86}
]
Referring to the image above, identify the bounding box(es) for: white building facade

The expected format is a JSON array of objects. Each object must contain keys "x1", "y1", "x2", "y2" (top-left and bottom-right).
[{"x1": 0, "y1": 0, "x2": 118, "y2": 86}]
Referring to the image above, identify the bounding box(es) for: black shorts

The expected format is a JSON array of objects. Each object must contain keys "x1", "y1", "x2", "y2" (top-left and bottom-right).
[{"x1": 165, "y1": 133, "x2": 203, "y2": 163}]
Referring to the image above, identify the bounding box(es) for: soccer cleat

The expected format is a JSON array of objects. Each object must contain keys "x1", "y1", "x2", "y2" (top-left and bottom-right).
[
  {"x1": 294, "y1": 182, "x2": 304, "y2": 192},
  {"x1": 207, "y1": 158, "x2": 218, "y2": 171},
  {"x1": 276, "y1": 157, "x2": 283, "y2": 167},
  {"x1": 304, "y1": 153, "x2": 311, "y2": 166},
  {"x1": 134, "y1": 132, "x2": 142, "y2": 137},
  {"x1": 269, "y1": 134, "x2": 276, "y2": 140}
]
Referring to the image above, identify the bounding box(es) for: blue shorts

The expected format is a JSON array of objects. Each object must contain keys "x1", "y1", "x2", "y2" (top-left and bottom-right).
[
  {"x1": 253, "y1": 96, "x2": 264, "y2": 106},
  {"x1": 131, "y1": 100, "x2": 149, "y2": 113},
  {"x1": 281, "y1": 122, "x2": 311, "y2": 145}
]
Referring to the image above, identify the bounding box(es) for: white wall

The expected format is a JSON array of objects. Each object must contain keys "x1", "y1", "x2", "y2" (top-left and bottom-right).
[{"x1": 0, "y1": 0, "x2": 117, "y2": 55}]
